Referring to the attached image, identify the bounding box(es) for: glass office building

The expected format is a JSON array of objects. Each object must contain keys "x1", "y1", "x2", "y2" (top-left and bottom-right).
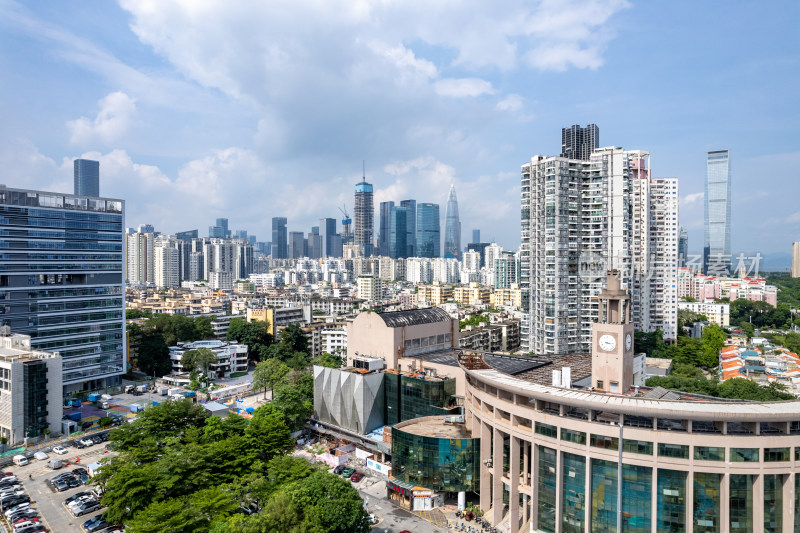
[
  {"x1": 704, "y1": 150, "x2": 731, "y2": 274},
  {"x1": 73, "y1": 158, "x2": 99, "y2": 197},
  {"x1": 0, "y1": 186, "x2": 125, "y2": 393},
  {"x1": 389, "y1": 205, "x2": 407, "y2": 259},
  {"x1": 416, "y1": 203, "x2": 440, "y2": 258}
]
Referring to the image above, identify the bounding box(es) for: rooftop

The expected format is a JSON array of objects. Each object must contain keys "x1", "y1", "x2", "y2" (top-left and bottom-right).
[
  {"x1": 377, "y1": 307, "x2": 452, "y2": 328},
  {"x1": 394, "y1": 417, "x2": 473, "y2": 439}
]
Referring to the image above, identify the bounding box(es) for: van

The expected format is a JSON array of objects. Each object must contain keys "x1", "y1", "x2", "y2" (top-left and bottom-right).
[
  {"x1": 33, "y1": 451, "x2": 48, "y2": 461},
  {"x1": 11, "y1": 456, "x2": 28, "y2": 467},
  {"x1": 100, "y1": 402, "x2": 110, "y2": 409},
  {"x1": 101, "y1": 394, "x2": 113, "y2": 401},
  {"x1": 47, "y1": 458, "x2": 64, "y2": 470}
]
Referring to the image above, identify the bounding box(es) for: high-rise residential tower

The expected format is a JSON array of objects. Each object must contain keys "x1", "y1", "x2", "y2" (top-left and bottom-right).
[
  {"x1": 0, "y1": 186, "x2": 125, "y2": 393},
  {"x1": 520, "y1": 147, "x2": 678, "y2": 355},
  {"x1": 704, "y1": 150, "x2": 731, "y2": 275},
  {"x1": 443, "y1": 184, "x2": 461, "y2": 258},
  {"x1": 271, "y1": 217, "x2": 288, "y2": 259},
  {"x1": 354, "y1": 176, "x2": 374, "y2": 256},
  {"x1": 73, "y1": 158, "x2": 100, "y2": 197},
  {"x1": 400, "y1": 199, "x2": 416, "y2": 258},
  {"x1": 792, "y1": 241, "x2": 800, "y2": 278},
  {"x1": 560, "y1": 124, "x2": 599, "y2": 161},
  {"x1": 678, "y1": 227, "x2": 689, "y2": 268},
  {"x1": 417, "y1": 203, "x2": 440, "y2": 258}
]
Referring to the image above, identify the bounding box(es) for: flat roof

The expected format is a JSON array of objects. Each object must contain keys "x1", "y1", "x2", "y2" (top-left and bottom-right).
[{"x1": 395, "y1": 418, "x2": 472, "y2": 439}]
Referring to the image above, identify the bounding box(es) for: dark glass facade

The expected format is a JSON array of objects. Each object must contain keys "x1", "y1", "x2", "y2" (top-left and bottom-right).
[
  {"x1": 537, "y1": 445, "x2": 557, "y2": 533},
  {"x1": 416, "y1": 203, "x2": 440, "y2": 258},
  {"x1": 561, "y1": 452, "x2": 586, "y2": 533},
  {"x1": 23, "y1": 360, "x2": 49, "y2": 437},
  {"x1": 391, "y1": 424, "x2": 479, "y2": 492},
  {"x1": 383, "y1": 372, "x2": 458, "y2": 425},
  {"x1": 0, "y1": 188, "x2": 125, "y2": 391},
  {"x1": 657, "y1": 468, "x2": 686, "y2": 532}
]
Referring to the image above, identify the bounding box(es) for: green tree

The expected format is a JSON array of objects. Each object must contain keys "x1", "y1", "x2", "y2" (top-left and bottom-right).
[
  {"x1": 127, "y1": 498, "x2": 203, "y2": 533},
  {"x1": 312, "y1": 351, "x2": 343, "y2": 368},
  {"x1": 701, "y1": 323, "x2": 726, "y2": 368},
  {"x1": 137, "y1": 328, "x2": 172, "y2": 377},
  {"x1": 285, "y1": 471, "x2": 371, "y2": 533},
  {"x1": 739, "y1": 321, "x2": 755, "y2": 340},
  {"x1": 272, "y1": 384, "x2": 312, "y2": 431},
  {"x1": 252, "y1": 359, "x2": 290, "y2": 399},
  {"x1": 226, "y1": 318, "x2": 272, "y2": 360},
  {"x1": 126, "y1": 309, "x2": 153, "y2": 320},
  {"x1": 245, "y1": 404, "x2": 293, "y2": 461},
  {"x1": 278, "y1": 324, "x2": 309, "y2": 354},
  {"x1": 182, "y1": 348, "x2": 218, "y2": 376}
]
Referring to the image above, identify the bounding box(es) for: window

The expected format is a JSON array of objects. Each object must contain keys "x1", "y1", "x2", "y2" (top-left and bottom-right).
[
  {"x1": 730, "y1": 448, "x2": 759, "y2": 462},
  {"x1": 657, "y1": 443, "x2": 689, "y2": 459},
  {"x1": 590, "y1": 434, "x2": 618, "y2": 451},
  {"x1": 764, "y1": 448, "x2": 789, "y2": 462},
  {"x1": 535, "y1": 422, "x2": 557, "y2": 439},
  {"x1": 622, "y1": 439, "x2": 653, "y2": 455},
  {"x1": 694, "y1": 446, "x2": 724, "y2": 462},
  {"x1": 560, "y1": 428, "x2": 586, "y2": 445}
]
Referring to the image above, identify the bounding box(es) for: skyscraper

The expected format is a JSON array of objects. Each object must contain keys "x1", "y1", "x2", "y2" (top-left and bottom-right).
[
  {"x1": 271, "y1": 217, "x2": 288, "y2": 259},
  {"x1": 443, "y1": 184, "x2": 461, "y2": 258},
  {"x1": 308, "y1": 226, "x2": 322, "y2": 259},
  {"x1": 289, "y1": 231, "x2": 306, "y2": 259},
  {"x1": 0, "y1": 186, "x2": 125, "y2": 393},
  {"x1": 520, "y1": 147, "x2": 678, "y2": 355},
  {"x1": 561, "y1": 124, "x2": 599, "y2": 161},
  {"x1": 319, "y1": 218, "x2": 338, "y2": 257},
  {"x1": 400, "y1": 199, "x2": 416, "y2": 257},
  {"x1": 378, "y1": 201, "x2": 394, "y2": 257},
  {"x1": 704, "y1": 150, "x2": 731, "y2": 275},
  {"x1": 792, "y1": 242, "x2": 800, "y2": 278},
  {"x1": 175, "y1": 229, "x2": 198, "y2": 241},
  {"x1": 472, "y1": 229, "x2": 480, "y2": 244},
  {"x1": 678, "y1": 227, "x2": 689, "y2": 268},
  {"x1": 354, "y1": 176, "x2": 374, "y2": 256},
  {"x1": 389, "y1": 205, "x2": 407, "y2": 259},
  {"x1": 416, "y1": 203, "x2": 440, "y2": 258},
  {"x1": 73, "y1": 158, "x2": 100, "y2": 197}
]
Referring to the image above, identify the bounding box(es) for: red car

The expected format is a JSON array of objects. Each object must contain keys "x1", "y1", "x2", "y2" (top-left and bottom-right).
[{"x1": 350, "y1": 472, "x2": 364, "y2": 482}]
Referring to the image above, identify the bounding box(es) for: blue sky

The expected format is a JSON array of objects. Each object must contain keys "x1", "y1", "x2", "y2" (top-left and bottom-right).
[{"x1": 1, "y1": 0, "x2": 798, "y2": 266}]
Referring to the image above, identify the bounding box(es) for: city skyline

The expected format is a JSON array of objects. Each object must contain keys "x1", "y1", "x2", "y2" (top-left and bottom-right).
[{"x1": 0, "y1": 2, "x2": 798, "y2": 264}]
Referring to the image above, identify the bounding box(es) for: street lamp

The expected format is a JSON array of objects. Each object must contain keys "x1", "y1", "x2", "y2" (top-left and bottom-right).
[{"x1": 617, "y1": 421, "x2": 623, "y2": 533}]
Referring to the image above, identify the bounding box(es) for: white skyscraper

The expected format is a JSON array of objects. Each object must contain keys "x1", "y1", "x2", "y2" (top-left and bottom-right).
[
  {"x1": 154, "y1": 245, "x2": 180, "y2": 289},
  {"x1": 520, "y1": 147, "x2": 678, "y2": 355},
  {"x1": 125, "y1": 230, "x2": 155, "y2": 285}
]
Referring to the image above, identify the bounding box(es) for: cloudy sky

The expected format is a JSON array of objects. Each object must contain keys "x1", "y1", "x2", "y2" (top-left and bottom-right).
[{"x1": 1, "y1": 0, "x2": 798, "y2": 264}]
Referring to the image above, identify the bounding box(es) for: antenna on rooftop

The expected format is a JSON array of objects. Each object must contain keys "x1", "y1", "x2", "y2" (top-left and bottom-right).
[{"x1": 362, "y1": 160, "x2": 366, "y2": 180}]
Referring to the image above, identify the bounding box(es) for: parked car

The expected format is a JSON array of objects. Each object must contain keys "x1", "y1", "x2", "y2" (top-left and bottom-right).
[
  {"x1": 340, "y1": 467, "x2": 355, "y2": 478},
  {"x1": 7, "y1": 509, "x2": 37, "y2": 523},
  {"x1": 50, "y1": 473, "x2": 73, "y2": 485},
  {"x1": 333, "y1": 465, "x2": 345, "y2": 475},
  {"x1": 71, "y1": 500, "x2": 101, "y2": 517},
  {"x1": 65, "y1": 492, "x2": 93, "y2": 506},
  {"x1": 1, "y1": 495, "x2": 30, "y2": 510},
  {"x1": 4, "y1": 503, "x2": 30, "y2": 518},
  {"x1": 67, "y1": 496, "x2": 96, "y2": 512},
  {"x1": 82, "y1": 514, "x2": 109, "y2": 532},
  {"x1": 73, "y1": 440, "x2": 86, "y2": 449},
  {"x1": 80, "y1": 438, "x2": 94, "y2": 447},
  {"x1": 349, "y1": 471, "x2": 364, "y2": 482},
  {"x1": 51, "y1": 446, "x2": 67, "y2": 455},
  {"x1": 52, "y1": 479, "x2": 69, "y2": 492},
  {"x1": 14, "y1": 526, "x2": 46, "y2": 533}
]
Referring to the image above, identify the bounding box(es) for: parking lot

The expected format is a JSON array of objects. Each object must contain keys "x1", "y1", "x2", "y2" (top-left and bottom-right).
[{"x1": 3, "y1": 436, "x2": 117, "y2": 533}]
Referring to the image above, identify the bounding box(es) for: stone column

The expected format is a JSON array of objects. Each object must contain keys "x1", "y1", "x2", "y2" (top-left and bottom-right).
[
  {"x1": 480, "y1": 420, "x2": 492, "y2": 512},
  {"x1": 509, "y1": 435, "x2": 521, "y2": 533},
  {"x1": 492, "y1": 427, "x2": 504, "y2": 525}
]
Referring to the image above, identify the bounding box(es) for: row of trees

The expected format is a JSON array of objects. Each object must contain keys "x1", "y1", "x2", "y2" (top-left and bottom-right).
[
  {"x1": 646, "y1": 364, "x2": 794, "y2": 401},
  {"x1": 127, "y1": 314, "x2": 216, "y2": 377},
  {"x1": 729, "y1": 299, "x2": 796, "y2": 330},
  {"x1": 95, "y1": 399, "x2": 369, "y2": 532},
  {"x1": 634, "y1": 323, "x2": 727, "y2": 369}
]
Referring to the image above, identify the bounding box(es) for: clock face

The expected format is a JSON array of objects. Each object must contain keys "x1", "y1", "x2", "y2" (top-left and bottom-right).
[
  {"x1": 599, "y1": 334, "x2": 616, "y2": 352},
  {"x1": 625, "y1": 334, "x2": 632, "y2": 351}
]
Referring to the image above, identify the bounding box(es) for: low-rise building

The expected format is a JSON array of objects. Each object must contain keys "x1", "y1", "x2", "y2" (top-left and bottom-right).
[
  {"x1": 168, "y1": 339, "x2": 248, "y2": 378},
  {"x1": 677, "y1": 301, "x2": 730, "y2": 327},
  {"x1": 0, "y1": 332, "x2": 62, "y2": 445}
]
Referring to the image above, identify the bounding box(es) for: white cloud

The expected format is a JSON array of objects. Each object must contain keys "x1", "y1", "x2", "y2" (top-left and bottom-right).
[
  {"x1": 434, "y1": 78, "x2": 495, "y2": 98},
  {"x1": 496, "y1": 94, "x2": 524, "y2": 112},
  {"x1": 681, "y1": 192, "x2": 704, "y2": 205},
  {"x1": 67, "y1": 92, "x2": 137, "y2": 145}
]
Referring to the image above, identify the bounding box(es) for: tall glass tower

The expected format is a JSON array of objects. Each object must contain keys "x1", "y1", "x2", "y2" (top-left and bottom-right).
[
  {"x1": 443, "y1": 184, "x2": 461, "y2": 258},
  {"x1": 416, "y1": 203, "x2": 440, "y2": 258},
  {"x1": 400, "y1": 199, "x2": 416, "y2": 257},
  {"x1": 354, "y1": 178, "x2": 374, "y2": 256},
  {"x1": 389, "y1": 206, "x2": 407, "y2": 259},
  {"x1": 703, "y1": 150, "x2": 731, "y2": 274},
  {"x1": 73, "y1": 159, "x2": 99, "y2": 197},
  {"x1": 271, "y1": 217, "x2": 288, "y2": 259}
]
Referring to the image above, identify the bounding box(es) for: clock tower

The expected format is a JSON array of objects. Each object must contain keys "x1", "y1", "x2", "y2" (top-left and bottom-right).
[{"x1": 591, "y1": 269, "x2": 635, "y2": 394}]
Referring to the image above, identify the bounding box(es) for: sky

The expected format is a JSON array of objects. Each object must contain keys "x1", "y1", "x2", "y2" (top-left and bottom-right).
[{"x1": 1, "y1": 0, "x2": 798, "y2": 267}]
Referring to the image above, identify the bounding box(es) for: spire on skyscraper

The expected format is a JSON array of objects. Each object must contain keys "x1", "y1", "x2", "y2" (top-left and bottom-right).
[{"x1": 444, "y1": 184, "x2": 461, "y2": 258}]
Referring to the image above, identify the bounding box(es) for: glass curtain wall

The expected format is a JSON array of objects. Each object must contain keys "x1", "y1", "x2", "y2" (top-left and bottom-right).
[
  {"x1": 763, "y1": 474, "x2": 783, "y2": 533},
  {"x1": 622, "y1": 464, "x2": 651, "y2": 533},
  {"x1": 693, "y1": 472, "x2": 721, "y2": 533},
  {"x1": 537, "y1": 445, "x2": 557, "y2": 533},
  {"x1": 729, "y1": 474, "x2": 754, "y2": 532},
  {"x1": 590, "y1": 459, "x2": 617, "y2": 533},
  {"x1": 561, "y1": 452, "x2": 586, "y2": 533},
  {"x1": 657, "y1": 469, "x2": 686, "y2": 532}
]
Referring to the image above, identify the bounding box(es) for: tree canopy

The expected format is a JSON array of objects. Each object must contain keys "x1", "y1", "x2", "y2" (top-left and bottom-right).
[
  {"x1": 226, "y1": 318, "x2": 273, "y2": 362},
  {"x1": 95, "y1": 400, "x2": 367, "y2": 532},
  {"x1": 181, "y1": 348, "x2": 218, "y2": 375}
]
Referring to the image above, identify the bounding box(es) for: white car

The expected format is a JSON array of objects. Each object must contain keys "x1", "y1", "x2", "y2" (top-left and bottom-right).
[
  {"x1": 52, "y1": 446, "x2": 67, "y2": 455},
  {"x1": 80, "y1": 438, "x2": 94, "y2": 447}
]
